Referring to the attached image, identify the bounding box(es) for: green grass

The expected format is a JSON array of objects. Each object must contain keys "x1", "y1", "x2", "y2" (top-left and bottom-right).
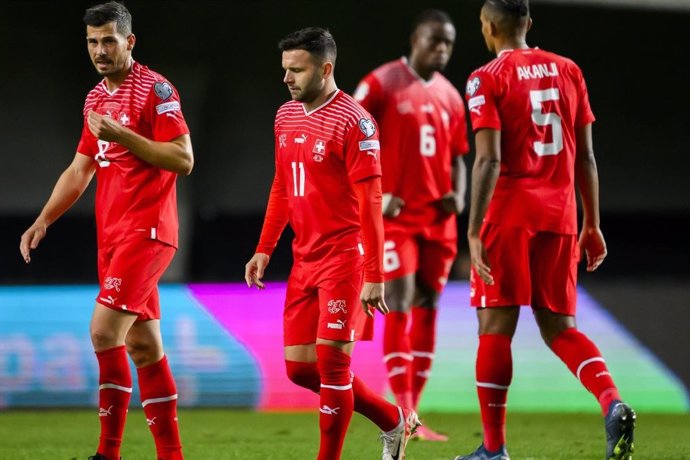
[{"x1": 1, "y1": 409, "x2": 689, "y2": 459}]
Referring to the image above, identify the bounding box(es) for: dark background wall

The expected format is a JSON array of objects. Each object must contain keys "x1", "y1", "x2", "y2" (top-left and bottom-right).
[{"x1": 2, "y1": 0, "x2": 688, "y2": 283}]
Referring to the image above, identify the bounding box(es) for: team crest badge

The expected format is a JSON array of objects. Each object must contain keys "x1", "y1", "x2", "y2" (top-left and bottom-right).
[
  {"x1": 358, "y1": 118, "x2": 376, "y2": 138},
  {"x1": 154, "y1": 82, "x2": 173, "y2": 100},
  {"x1": 466, "y1": 77, "x2": 481, "y2": 97}
]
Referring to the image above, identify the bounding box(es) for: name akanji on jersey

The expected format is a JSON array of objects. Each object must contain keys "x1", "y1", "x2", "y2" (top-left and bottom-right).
[
  {"x1": 77, "y1": 61, "x2": 190, "y2": 248},
  {"x1": 355, "y1": 58, "x2": 469, "y2": 226},
  {"x1": 273, "y1": 90, "x2": 382, "y2": 262},
  {"x1": 466, "y1": 48, "x2": 596, "y2": 235}
]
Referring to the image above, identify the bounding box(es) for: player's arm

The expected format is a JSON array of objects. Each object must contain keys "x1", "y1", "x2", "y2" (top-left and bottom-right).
[
  {"x1": 574, "y1": 123, "x2": 606, "y2": 272},
  {"x1": 467, "y1": 128, "x2": 501, "y2": 285},
  {"x1": 440, "y1": 155, "x2": 467, "y2": 214},
  {"x1": 353, "y1": 176, "x2": 389, "y2": 317},
  {"x1": 19, "y1": 153, "x2": 96, "y2": 263},
  {"x1": 245, "y1": 167, "x2": 289, "y2": 289},
  {"x1": 86, "y1": 110, "x2": 193, "y2": 175}
]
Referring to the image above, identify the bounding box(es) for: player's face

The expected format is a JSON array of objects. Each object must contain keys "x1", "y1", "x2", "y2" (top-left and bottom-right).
[
  {"x1": 282, "y1": 49, "x2": 325, "y2": 104},
  {"x1": 412, "y1": 21, "x2": 456, "y2": 73},
  {"x1": 86, "y1": 22, "x2": 134, "y2": 78},
  {"x1": 480, "y1": 8, "x2": 496, "y2": 54}
]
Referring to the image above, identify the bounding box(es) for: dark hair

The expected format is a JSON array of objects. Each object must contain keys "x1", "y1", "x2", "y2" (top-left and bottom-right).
[
  {"x1": 83, "y1": 1, "x2": 132, "y2": 36},
  {"x1": 484, "y1": 0, "x2": 530, "y2": 18},
  {"x1": 278, "y1": 27, "x2": 337, "y2": 65},
  {"x1": 411, "y1": 9, "x2": 454, "y2": 32}
]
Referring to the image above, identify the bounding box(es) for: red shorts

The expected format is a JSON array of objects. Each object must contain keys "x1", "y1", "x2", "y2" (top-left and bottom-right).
[
  {"x1": 383, "y1": 216, "x2": 457, "y2": 292},
  {"x1": 96, "y1": 236, "x2": 176, "y2": 321},
  {"x1": 470, "y1": 223, "x2": 579, "y2": 315},
  {"x1": 283, "y1": 249, "x2": 373, "y2": 346}
]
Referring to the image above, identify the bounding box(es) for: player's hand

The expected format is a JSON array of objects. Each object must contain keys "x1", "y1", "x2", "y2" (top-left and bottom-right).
[
  {"x1": 382, "y1": 193, "x2": 405, "y2": 218},
  {"x1": 578, "y1": 225, "x2": 607, "y2": 272},
  {"x1": 19, "y1": 221, "x2": 47, "y2": 264},
  {"x1": 439, "y1": 192, "x2": 465, "y2": 215},
  {"x1": 245, "y1": 253, "x2": 270, "y2": 289},
  {"x1": 87, "y1": 110, "x2": 124, "y2": 142},
  {"x1": 468, "y1": 234, "x2": 494, "y2": 285},
  {"x1": 360, "y1": 282, "x2": 389, "y2": 317}
]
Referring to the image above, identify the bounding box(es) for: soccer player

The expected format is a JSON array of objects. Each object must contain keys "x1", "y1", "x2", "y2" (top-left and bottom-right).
[
  {"x1": 354, "y1": 9, "x2": 469, "y2": 441},
  {"x1": 244, "y1": 27, "x2": 420, "y2": 460},
  {"x1": 455, "y1": 1, "x2": 636, "y2": 459},
  {"x1": 19, "y1": 2, "x2": 193, "y2": 459}
]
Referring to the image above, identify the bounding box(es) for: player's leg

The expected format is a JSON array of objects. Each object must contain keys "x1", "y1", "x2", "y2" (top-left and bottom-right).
[
  {"x1": 127, "y1": 315, "x2": 183, "y2": 460},
  {"x1": 99, "y1": 237, "x2": 180, "y2": 460},
  {"x1": 90, "y1": 303, "x2": 138, "y2": 460},
  {"x1": 531, "y1": 232, "x2": 635, "y2": 459},
  {"x1": 408, "y1": 226, "x2": 457, "y2": 441},
  {"x1": 382, "y1": 228, "x2": 418, "y2": 408},
  {"x1": 456, "y1": 224, "x2": 532, "y2": 459}
]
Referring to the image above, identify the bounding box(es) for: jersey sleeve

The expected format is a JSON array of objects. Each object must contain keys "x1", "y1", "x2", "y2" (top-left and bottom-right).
[
  {"x1": 573, "y1": 65, "x2": 596, "y2": 127},
  {"x1": 76, "y1": 118, "x2": 97, "y2": 156},
  {"x1": 146, "y1": 80, "x2": 190, "y2": 142},
  {"x1": 465, "y1": 70, "x2": 501, "y2": 132},
  {"x1": 343, "y1": 116, "x2": 382, "y2": 184},
  {"x1": 353, "y1": 74, "x2": 384, "y2": 120}
]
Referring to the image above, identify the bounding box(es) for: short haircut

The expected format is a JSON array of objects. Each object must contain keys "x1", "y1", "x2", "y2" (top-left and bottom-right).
[
  {"x1": 483, "y1": 0, "x2": 530, "y2": 32},
  {"x1": 278, "y1": 27, "x2": 337, "y2": 65},
  {"x1": 411, "y1": 9, "x2": 454, "y2": 32},
  {"x1": 83, "y1": 1, "x2": 132, "y2": 36},
  {"x1": 484, "y1": 0, "x2": 530, "y2": 19}
]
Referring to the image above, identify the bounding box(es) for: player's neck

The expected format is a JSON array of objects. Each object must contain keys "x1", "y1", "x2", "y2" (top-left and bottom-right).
[
  {"x1": 495, "y1": 37, "x2": 529, "y2": 56},
  {"x1": 304, "y1": 82, "x2": 338, "y2": 113},
  {"x1": 407, "y1": 56, "x2": 434, "y2": 81},
  {"x1": 104, "y1": 58, "x2": 134, "y2": 92}
]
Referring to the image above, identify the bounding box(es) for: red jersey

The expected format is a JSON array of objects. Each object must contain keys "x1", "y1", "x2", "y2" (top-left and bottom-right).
[
  {"x1": 77, "y1": 61, "x2": 190, "y2": 248},
  {"x1": 465, "y1": 48, "x2": 595, "y2": 234},
  {"x1": 272, "y1": 90, "x2": 382, "y2": 262},
  {"x1": 354, "y1": 58, "x2": 469, "y2": 225}
]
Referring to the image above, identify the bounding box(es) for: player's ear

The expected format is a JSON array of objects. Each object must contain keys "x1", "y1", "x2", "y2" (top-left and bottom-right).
[
  {"x1": 526, "y1": 17, "x2": 533, "y2": 33},
  {"x1": 127, "y1": 33, "x2": 136, "y2": 51},
  {"x1": 490, "y1": 21, "x2": 499, "y2": 38},
  {"x1": 322, "y1": 61, "x2": 334, "y2": 80}
]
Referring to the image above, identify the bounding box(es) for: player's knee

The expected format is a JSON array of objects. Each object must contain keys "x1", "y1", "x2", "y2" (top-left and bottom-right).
[
  {"x1": 90, "y1": 327, "x2": 121, "y2": 351},
  {"x1": 285, "y1": 361, "x2": 320, "y2": 393},
  {"x1": 125, "y1": 338, "x2": 160, "y2": 367}
]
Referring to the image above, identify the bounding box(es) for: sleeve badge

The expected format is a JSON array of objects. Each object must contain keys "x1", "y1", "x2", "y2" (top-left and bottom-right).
[
  {"x1": 358, "y1": 118, "x2": 376, "y2": 138},
  {"x1": 154, "y1": 81, "x2": 173, "y2": 101}
]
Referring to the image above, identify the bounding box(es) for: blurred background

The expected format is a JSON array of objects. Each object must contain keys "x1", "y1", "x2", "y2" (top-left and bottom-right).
[{"x1": 1, "y1": 0, "x2": 688, "y2": 410}]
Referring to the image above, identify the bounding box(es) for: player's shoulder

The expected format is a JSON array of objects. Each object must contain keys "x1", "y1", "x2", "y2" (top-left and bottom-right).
[
  {"x1": 331, "y1": 91, "x2": 375, "y2": 124},
  {"x1": 433, "y1": 72, "x2": 463, "y2": 99},
  {"x1": 132, "y1": 62, "x2": 177, "y2": 97},
  {"x1": 470, "y1": 52, "x2": 512, "y2": 78},
  {"x1": 535, "y1": 48, "x2": 583, "y2": 73}
]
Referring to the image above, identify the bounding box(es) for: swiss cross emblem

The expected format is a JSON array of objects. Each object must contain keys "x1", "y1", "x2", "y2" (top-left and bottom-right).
[
  {"x1": 119, "y1": 113, "x2": 130, "y2": 125},
  {"x1": 313, "y1": 139, "x2": 326, "y2": 154}
]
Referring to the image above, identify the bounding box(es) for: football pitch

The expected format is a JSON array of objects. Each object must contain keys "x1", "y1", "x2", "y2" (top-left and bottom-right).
[{"x1": 1, "y1": 409, "x2": 689, "y2": 459}]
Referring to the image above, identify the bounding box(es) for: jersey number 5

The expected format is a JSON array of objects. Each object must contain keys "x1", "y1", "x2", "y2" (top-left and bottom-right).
[
  {"x1": 291, "y1": 161, "x2": 305, "y2": 197},
  {"x1": 530, "y1": 88, "x2": 563, "y2": 156}
]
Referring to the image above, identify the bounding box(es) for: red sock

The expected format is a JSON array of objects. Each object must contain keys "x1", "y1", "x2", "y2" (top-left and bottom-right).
[
  {"x1": 476, "y1": 334, "x2": 512, "y2": 452},
  {"x1": 316, "y1": 345, "x2": 354, "y2": 460},
  {"x1": 550, "y1": 328, "x2": 620, "y2": 415},
  {"x1": 410, "y1": 306, "x2": 437, "y2": 410},
  {"x1": 137, "y1": 356, "x2": 183, "y2": 460},
  {"x1": 96, "y1": 345, "x2": 132, "y2": 460},
  {"x1": 383, "y1": 311, "x2": 412, "y2": 408},
  {"x1": 285, "y1": 360, "x2": 399, "y2": 432}
]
